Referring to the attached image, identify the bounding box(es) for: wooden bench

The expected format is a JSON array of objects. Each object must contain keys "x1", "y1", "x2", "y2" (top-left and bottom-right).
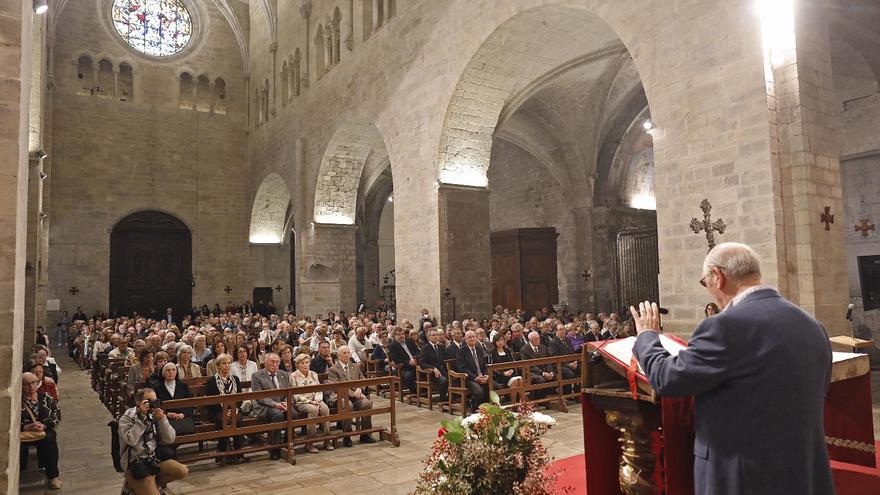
[
  {"x1": 161, "y1": 376, "x2": 400, "y2": 465},
  {"x1": 414, "y1": 365, "x2": 447, "y2": 411},
  {"x1": 388, "y1": 363, "x2": 414, "y2": 404},
  {"x1": 486, "y1": 354, "x2": 581, "y2": 412}
]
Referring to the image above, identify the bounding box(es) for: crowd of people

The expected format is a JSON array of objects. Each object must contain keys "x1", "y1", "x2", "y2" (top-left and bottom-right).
[{"x1": 26, "y1": 300, "x2": 645, "y2": 493}]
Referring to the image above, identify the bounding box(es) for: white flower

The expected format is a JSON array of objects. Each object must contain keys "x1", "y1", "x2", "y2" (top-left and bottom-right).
[
  {"x1": 530, "y1": 412, "x2": 557, "y2": 427},
  {"x1": 461, "y1": 412, "x2": 483, "y2": 428}
]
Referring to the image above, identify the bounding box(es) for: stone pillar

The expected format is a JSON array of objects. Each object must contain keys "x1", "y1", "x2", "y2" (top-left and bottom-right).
[
  {"x1": 23, "y1": 155, "x2": 42, "y2": 346},
  {"x1": 382, "y1": 0, "x2": 391, "y2": 22},
  {"x1": 768, "y1": 2, "x2": 848, "y2": 336},
  {"x1": 299, "y1": 224, "x2": 357, "y2": 315},
  {"x1": 437, "y1": 185, "x2": 491, "y2": 322},
  {"x1": 0, "y1": 1, "x2": 32, "y2": 492},
  {"x1": 371, "y1": 0, "x2": 380, "y2": 32}
]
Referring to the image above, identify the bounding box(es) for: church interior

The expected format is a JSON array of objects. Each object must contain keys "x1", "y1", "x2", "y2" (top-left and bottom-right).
[{"x1": 2, "y1": 0, "x2": 880, "y2": 493}]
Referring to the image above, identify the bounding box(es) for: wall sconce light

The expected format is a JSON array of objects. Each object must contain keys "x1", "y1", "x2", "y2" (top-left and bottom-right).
[
  {"x1": 39, "y1": 211, "x2": 48, "y2": 219},
  {"x1": 39, "y1": 171, "x2": 48, "y2": 181}
]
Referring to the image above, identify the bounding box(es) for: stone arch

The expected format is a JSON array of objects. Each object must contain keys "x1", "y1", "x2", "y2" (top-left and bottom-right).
[
  {"x1": 306, "y1": 263, "x2": 338, "y2": 283},
  {"x1": 436, "y1": 4, "x2": 649, "y2": 188},
  {"x1": 249, "y1": 173, "x2": 292, "y2": 244},
  {"x1": 313, "y1": 119, "x2": 388, "y2": 224}
]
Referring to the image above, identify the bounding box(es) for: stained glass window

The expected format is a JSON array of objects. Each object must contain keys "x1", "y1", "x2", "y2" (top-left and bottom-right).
[{"x1": 111, "y1": 0, "x2": 193, "y2": 57}]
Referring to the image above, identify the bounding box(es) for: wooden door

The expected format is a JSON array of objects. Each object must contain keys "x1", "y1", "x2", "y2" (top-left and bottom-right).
[{"x1": 110, "y1": 211, "x2": 192, "y2": 318}]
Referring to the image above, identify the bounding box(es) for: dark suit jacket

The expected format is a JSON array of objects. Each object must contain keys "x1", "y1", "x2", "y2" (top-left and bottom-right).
[
  {"x1": 634, "y1": 289, "x2": 834, "y2": 495},
  {"x1": 152, "y1": 379, "x2": 194, "y2": 416},
  {"x1": 388, "y1": 339, "x2": 418, "y2": 367},
  {"x1": 310, "y1": 355, "x2": 334, "y2": 374},
  {"x1": 519, "y1": 343, "x2": 553, "y2": 376},
  {"x1": 250, "y1": 369, "x2": 292, "y2": 417},
  {"x1": 548, "y1": 336, "x2": 576, "y2": 357},
  {"x1": 509, "y1": 336, "x2": 528, "y2": 353},
  {"x1": 445, "y1": 340, "x2": 464, "y2": 357},
  {"x1": 419, "y1": 343, "x2": 447, "y2": 375},
  {"x1": 583, "y1": 332, "x2": 604, "y2": 343},
  {"x1": 455, "y1": 344, "x2": 488, "y2": 382},
  {"x1": 205, "y1": 375, "x2": 242, "y2": 415}
]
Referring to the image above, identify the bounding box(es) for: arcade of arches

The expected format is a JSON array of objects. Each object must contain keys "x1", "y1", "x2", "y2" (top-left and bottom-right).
[{"x1": 2, "y1": 0, "x2": 880, "y2": 492}]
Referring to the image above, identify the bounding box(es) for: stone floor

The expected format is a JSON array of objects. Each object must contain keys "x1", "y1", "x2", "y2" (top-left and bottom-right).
[{"x1": 19, "y1": 356, "x2": 880, "y2": 494}]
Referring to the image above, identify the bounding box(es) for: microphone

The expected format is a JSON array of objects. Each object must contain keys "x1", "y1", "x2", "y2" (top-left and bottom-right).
[{"x1": 845, "y1": 303, "x2": 854, "y2": 321}]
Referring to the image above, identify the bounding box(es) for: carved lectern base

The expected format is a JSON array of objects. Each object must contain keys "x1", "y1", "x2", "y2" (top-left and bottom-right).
[{"x1": 605, "y1": 409, "x2": 660, "y2": 495}]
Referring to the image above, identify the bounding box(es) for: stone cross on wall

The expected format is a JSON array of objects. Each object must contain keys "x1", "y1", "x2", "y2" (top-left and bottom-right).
[
  {"x1": 854, "y1": 218, "x2": 875, "y2": 238},
  {"x1": 690, "y1": 199, "x2": 727, "y2": 252},
  {"x1": 820, "y1": 206, "x2": 834, "y2": 231},
  {"x1": 224, "y1": 285, "x2": 232, "y2": 294}
]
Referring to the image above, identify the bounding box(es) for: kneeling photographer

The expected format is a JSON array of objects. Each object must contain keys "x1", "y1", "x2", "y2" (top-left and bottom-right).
[{"x1": 118, "y1": 388, "x2": 188, "y2": 495}]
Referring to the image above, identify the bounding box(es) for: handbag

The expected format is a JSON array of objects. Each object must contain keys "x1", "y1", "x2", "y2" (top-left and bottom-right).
[{"x1": 20, "y1": 402, "x2": 47, "y2": 443}]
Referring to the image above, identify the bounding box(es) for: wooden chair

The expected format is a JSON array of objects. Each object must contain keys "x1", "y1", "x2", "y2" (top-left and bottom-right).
[
  {"x1": 414, "y1": 366, "x2": 446, "y2": 411},
  {"x1": 365, "y1": 358, "x2": 389, "y2": 397},
  {"x1": 388, "y1": 363, "x2": 414, "y2": 403},
  {"x1": 443, "y1": 369, "x2": 470, "y2": 417}
]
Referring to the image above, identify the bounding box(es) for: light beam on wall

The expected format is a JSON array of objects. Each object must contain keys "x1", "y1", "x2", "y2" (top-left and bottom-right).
[
  {"x1": 757, "y1": 0, "x2": 796, "y2": 67},
  {"x1": 630, "y1": 193, "x2": 656, "y2": 211},
  {"x1": 438, "y1": 168, "x2": 489, "y2": 188},
  {"x1": 249, "y1": 233, "x2": 283, "y2": 244},
  {"x1": 314, "y1": 214, "x2": 354, "y2": 225}
]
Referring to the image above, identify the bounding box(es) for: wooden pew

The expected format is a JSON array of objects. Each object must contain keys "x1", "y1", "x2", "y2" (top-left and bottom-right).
[
  {"x1": 441, "y1": 359, "x2": 469, "y2": 417},
  {"x1": 414, "y1": 365, "x2": 446, "y2": 411},
  {"x1": 485, "y1": 354, "x2": 581, "y2": 412},
  {"x1": 161, "y1": 376, "x2": 400, "y2": 465}
]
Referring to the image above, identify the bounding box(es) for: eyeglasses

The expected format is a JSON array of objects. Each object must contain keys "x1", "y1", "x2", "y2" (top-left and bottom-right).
[{"x1": 699, "y1": 267, "x2": 725, "y2": 287}]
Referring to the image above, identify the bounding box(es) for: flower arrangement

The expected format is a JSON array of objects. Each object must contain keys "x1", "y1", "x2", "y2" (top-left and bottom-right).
[{"x1": 413, "y1": 392, "x2": 563, "y2": 495}]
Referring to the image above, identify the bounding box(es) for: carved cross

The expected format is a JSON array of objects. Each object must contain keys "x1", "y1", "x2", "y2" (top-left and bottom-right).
[
  {"x1": 68, "y1": 286, "x2": 78, "y2": 295},
  {"x1": 820, "y1": 206, "x2": 834, "y2": 231},
  {"x1": 275, "y1": 285, "x2": 283, "y2": 292},
  {"x1": 224, "y1": 285, "x2": 232, "y2": 295},
  {"x1": 854, "y1": 218, "x2": 875, "y2": 238},
  {"x1": 690, "y1": 199, "x2": 727, "y2": 252}
]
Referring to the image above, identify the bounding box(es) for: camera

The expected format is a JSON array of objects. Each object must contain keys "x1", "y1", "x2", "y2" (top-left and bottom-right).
[
  {"x1": 129, "y1": 456, "x2": 161, "y2": 480},
  {"x1": 146, "y1": 398, "x2": 162, "y2": 410}
]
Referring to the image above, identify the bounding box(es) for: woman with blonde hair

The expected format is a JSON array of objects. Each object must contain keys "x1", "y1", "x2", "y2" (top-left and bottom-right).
[{"x1": 290, "y1": 353, "x2": 332, "y2": 453}]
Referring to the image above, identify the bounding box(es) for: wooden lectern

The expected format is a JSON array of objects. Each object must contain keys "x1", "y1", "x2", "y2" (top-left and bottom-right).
[{"x1": 580, "y1": 338, "x2": 879, "y2": 495}]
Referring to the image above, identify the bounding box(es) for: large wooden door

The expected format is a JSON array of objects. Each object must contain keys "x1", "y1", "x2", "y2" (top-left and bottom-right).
[
  {"x1": 110, "y1": 211, "x2": 192, "y2": 318},
  {"x1": 490, "y1": 228, "x2": 558, "y2": 313}
]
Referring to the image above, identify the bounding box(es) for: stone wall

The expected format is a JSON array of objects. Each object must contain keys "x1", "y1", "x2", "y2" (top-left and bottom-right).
[
  {"x1": 46, "y1": 0, "x2": 251, "y2": 317},
  {"x1": 0, "y1": 1, "x2": 30, "y2": 491}
]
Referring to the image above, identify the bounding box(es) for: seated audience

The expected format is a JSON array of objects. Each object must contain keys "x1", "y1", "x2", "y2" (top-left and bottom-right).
[
  {"x1": 250, "y1": 353, "x2": 290, "y2": 460},
  {"x1": 230, "y1": 345, "x2": 259, "y2": 384},
  {"x1": 456, "y1": 330, "x2": 490, "y2": 411},
  {"x1": 388, "y1": 326, "x2": 418, "y2": 392},
  {"x1": 118, "y1": 388, "x2": 188, "y2": 494},
  {"x1": 25, "y1": 360, "x2": 59, "y2": 402},
  {"x1": 348, "y1": 326, "x2": 373, "y2": 363},
  {"x1": 310, "y1": 341, "x2": 335, "y2": 374},
  {"x1": 206, "y1": 353, "x2": 246, "y2": 464},
  {"x1": 290, "y1": 353, "x2": 332, "y2": 453},
  {"x1": 127, "y1": 349, "x2": 155, "y2": 390},
  {"x1": 489, "y1": 334, "x2": 522, "y2": 403},
  {"x1": 205, "y1": 340, "x2": 227, "y2": 376},
  {"x1": 418, "y1": 327, "x2": 448, "y2": 402},
  {"x1": 327, "y1": 346, "x2": 376, "y2": 447},
  {"x1": 175, "y1": 345, "x2": 202, "y2": 379},
  {"x1": 370, "y1": 332, "x2": 390, "y2": 373},
  {"x1": 152, "y1": 363, "x2": 194, "y2": 436},
  {"x1": 109, "y1": 337, "x2": 135, "y2": 364},
  {"x1": 20, "y1": 372, "x2": 62, "y2": 490},
  {"x1": 519, "y1": 331, "x2": 555, "y2": 399}
]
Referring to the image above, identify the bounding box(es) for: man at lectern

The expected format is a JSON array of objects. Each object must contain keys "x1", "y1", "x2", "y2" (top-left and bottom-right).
[{"x1": 630, "y1": 242, "x2": 834, "y2": 495}]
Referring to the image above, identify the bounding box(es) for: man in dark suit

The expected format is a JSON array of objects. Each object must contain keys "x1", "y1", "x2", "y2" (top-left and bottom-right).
[
  {"x1": 583, "y1": 321, "x2": 604, "y2": 343},
  {"x1": 519, "y1": 331, "x2": 555, "y2": 399},
  {"x1": 419, "y1": 327, "x2": 448, "y2": 401},
  {"x1": 456, "y1": 330, "x2": 490, "y2": 411},
  {"x1": 250, "y1": 353, "x2": 292, "y2": 460},
  {"x1": 388, "y1": 327, "x2": 418, "y2": 391},
  {"x1": 445, "y1": 327, "x2": 464, "y2": 356},
  {"x1": 549, "y1": 324, "x2": 579, "y2": 373},
  {"x1": 509, "y1": 324, "x2": 528, "y2": 353},
  {"x1": 310, "y1": 341, "x2": 335, "y2": 374},
  {"x1": 632, "y1": 242, "x2": 834, "y2": 495}
]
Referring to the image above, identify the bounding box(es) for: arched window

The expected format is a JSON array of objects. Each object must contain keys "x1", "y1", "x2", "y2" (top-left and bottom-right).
[
  {"x1": 212, "y1": 78, "x2": 226, "y2": 115},
  {"x1": 96, "y1": 59, "x2": 114, "y2": 99},
  {"x1": 118, "y1": 62, "x2": 134, "y2": 101},
  {"x1": 332, "y1": 8, "x2": 342, "y2": 66},
  {"x1": 195, "y1": 75, "x2": 211, "y2": 112},
  {"x1": 76, "y1": 55, "x2": 94, "y2": 96},
  {"x1": 281, "y1": 60, "x2": 289, "y2": 107},
  {"x1": 293, "y1": 48, "x2": 302, "y2": 96},
  {"x1": 179, "y1": 72, "x2": 194, "y2": 110},
  {"x1": 315, "y1": 24, "x2": 326, "y2": 76},
  {"x1": 110, "y1": 0, "x2": 193, "y2": 57}
]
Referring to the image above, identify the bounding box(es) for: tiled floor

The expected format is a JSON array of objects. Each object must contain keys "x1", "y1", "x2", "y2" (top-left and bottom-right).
[{"x1": 19, "y1": 357, "x2": 880, "y2": 494}]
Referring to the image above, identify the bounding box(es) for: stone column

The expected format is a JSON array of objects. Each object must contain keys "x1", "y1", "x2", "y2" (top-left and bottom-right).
[
  {"x1": 768, "y1": 3, "x2": 848, "y2": 336},
  {"x1": 383, "y1": 0, "x2": 391, "y2": 22},
  {"x1": 24, "y1": 155, "x2": 42, "y2": 347},
  {"x1": 300, "y1": 1, "x2": 311, "y2": 86},
  {"x1": 299, "y1": 224, "x2": 357, "y2": 315},
  {"x1": 437, "y1": 184, "x2": 492, "y2": 322},
  {"x1": 0, "y1": 1, "x2": 32, "y2": 492},
  {"x1": 372, "y1": 0, "x2": 380, "y2": 32}
]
